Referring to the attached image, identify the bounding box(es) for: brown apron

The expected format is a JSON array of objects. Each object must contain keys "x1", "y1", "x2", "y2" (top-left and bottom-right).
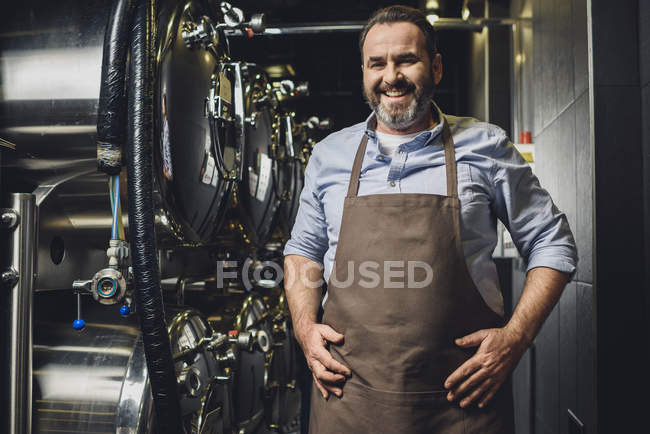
[{"x1": 308, "y1": 117, "x2": 514, "y2": 434}]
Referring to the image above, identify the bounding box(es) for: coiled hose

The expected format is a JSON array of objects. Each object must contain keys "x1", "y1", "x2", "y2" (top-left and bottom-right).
[
  {"x1": 97, "y1": 0, "x2": 135, "y2": 175},
  {"x1": 127, "y1": 0, "x2": 183, "y2": 431}
]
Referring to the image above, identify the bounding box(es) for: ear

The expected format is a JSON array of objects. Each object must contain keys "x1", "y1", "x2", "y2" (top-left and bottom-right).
[{"x1": 432, "y1": 53, "x2": 443, "y2": 85}]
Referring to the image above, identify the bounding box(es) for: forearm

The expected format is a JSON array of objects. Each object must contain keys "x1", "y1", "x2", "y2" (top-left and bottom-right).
[
  {"x1": 505, "y1": 266, "x2": 571, "y2": 345},
  {"x1": 284, "y1": 254, "x2": 324, "y2": 342}
]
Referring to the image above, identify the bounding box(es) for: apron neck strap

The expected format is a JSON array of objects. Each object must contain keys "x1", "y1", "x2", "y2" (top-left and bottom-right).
[
  {"x1": 346, "y1": 116, "x2": 458, "y2": 198},
  {"x1": 347, "y1": 135, "x2": 369, "y2": 197},
  {"x1": 441, "y1": 118, "x2": 458, "y2": 198}
]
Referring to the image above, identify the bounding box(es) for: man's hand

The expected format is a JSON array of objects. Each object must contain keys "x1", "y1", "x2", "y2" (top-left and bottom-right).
[
  {"x1": 283, "y1": 254, "x2": 352, "y2": 398},
  {"x1": 296, "y1": 322, "x2": 351, "y2": 399},
  {"x1": 444, "y1": 326, "x2": 528, "y2": 409}
]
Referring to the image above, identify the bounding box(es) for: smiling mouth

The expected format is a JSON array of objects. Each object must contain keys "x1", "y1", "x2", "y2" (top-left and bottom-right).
[
  {"x1": 385, "y1": 89, "x2": 408, "y2": 97},
  {"x1": 379, "y1": 86, "x2": 414, "y2": 99}
]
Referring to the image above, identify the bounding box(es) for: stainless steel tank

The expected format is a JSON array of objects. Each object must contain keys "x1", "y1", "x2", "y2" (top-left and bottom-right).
[
  {"x1": 0, "y1": 0, "x2": 244, "y2": 290},
  {"x1": 32, "y1": 296, "x2": 230, "y2": 434},
  {"x1": 32, "y1": 299, "x2": 154, "y2": 433}
]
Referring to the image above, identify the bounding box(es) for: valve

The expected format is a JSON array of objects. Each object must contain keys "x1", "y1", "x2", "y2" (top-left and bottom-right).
[
  {"x1": 247, "y1": 13, "x2": 266, "y2": 34},
  {"x1": 255, "y1": 329, "x2": 271, "y2": 352},
  {"x1": 306, "y1": 116, "x2": 330, "y2": 130},
  {"x1": 182, "y1": 16, "x2": 217, "y2": 49},
  {"x1": 220, "y1": 2, "x2": 244, "y2": 27},
  {"x1": 92, "y1": 268, "x2": 127, "y2": 305},
  {"x1": 228, "y1": 329, "x2": 253, "y2": 351},
  {"x1": 216, "y1": 347, "x2": 237, "y2": 367},
  {"x1": 218, "y1": 2, "x2": 266, "y2": 35}
]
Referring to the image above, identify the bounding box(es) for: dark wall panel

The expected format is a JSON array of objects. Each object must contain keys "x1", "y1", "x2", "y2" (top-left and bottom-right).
[
  {"x1": 534, "y1": 305, "x2": 559, "y2": 434},
  {"x1": 559, "y1": 282, "x2": 577, "y2": 434},
  {"x1": 575, "y1": 283, "x2": 595, "y2": 433},
  {"x1": 640, "y1": 0, "x2": 650, "y2": 87},
  {"x1": 644, "y1": 82, "x2": 650, "y2": 369},
  {"x1": 574, "y1": 91, "x2": 592, "y2": 284},
  {"x1": 510, "y1": 259, "x2": 531, "y2": 434},
  {"x1": 590, "y1": 1, "x2": 639, "y2": 87},
  {"x1": 641, "y1": 0, "x2": 650, "y2": 371},
  {"x1": 592, "y1": 82, "x2": 645, "y2": 434}
]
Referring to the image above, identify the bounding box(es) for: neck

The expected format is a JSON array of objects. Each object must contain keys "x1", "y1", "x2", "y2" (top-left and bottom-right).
[{"x1": 375, "y1": 111, "x2": 437, "y2": 135}]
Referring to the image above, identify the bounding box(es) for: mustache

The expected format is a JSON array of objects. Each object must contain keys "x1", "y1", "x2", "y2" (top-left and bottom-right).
[{"x1": 375, "y1": 80, "x2": 415, "y2": 93}]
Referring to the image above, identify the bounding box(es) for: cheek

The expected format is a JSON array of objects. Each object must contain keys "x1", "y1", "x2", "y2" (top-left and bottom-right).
[{"x1": 363, "y1": 72, "x2": 381, "y2": 91}]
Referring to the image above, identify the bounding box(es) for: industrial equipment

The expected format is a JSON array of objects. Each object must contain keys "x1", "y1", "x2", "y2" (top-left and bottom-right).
[{"x1": 0, "y1": 0, "x2": 326, "y2": 432}]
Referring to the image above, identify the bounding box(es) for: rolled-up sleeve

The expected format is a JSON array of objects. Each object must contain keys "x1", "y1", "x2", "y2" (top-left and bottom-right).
[
  {"x1": 283, "y1": 150, "x2": 329, "y2": 264},
  {"x1": 490, "y1": 134, "x2": 578, "y2": 276}
]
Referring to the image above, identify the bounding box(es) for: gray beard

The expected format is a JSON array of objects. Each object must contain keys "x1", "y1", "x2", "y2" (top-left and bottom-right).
[{"x1": 366, "y1": 86, "x2": 435, "y2": 131}]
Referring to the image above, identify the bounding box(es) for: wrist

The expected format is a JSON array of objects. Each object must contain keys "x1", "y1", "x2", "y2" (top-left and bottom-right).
[
  {"x1": 294, "y1": 316, "x2": 316, "y2": 344},
  {"x1": 504, "y1": 321, "x2": 534, "y2": 349}
]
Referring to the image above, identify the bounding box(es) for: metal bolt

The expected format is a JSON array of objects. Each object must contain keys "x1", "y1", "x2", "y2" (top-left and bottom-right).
[
  {"x1": 0, "y1": 209, "x2": 18, "y2": 230},
  {"x1": 1, "y1": 268, "x2": 19, "y2": 288}
]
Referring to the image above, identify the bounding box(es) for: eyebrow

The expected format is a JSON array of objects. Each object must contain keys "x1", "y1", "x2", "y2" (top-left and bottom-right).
[
  {"x1": 394, "y1": 52, "x2": 419, "y2": 61},
  {"x1": 367, "y1": 52, "x2": 420, "y2": 64}
]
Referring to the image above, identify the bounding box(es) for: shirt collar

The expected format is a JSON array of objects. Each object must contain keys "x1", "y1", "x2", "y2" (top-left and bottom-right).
[{"x1": 364, "y1": 101, "x2": 446, "y2": 152}]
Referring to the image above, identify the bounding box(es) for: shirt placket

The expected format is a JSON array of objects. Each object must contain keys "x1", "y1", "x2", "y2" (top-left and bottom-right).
[{"x1": 386, "y1": 147, "x2": 407, "y2": 192}]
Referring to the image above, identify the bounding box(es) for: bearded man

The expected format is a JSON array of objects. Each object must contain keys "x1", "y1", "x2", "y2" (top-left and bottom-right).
[{"x1": 283, "y1": 5, "x2": 577, "y2": 433}]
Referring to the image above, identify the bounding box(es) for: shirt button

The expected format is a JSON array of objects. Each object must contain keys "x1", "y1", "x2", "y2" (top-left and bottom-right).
[{"x1": 389, "y1": 181, "x2": 396, "y2": 187}]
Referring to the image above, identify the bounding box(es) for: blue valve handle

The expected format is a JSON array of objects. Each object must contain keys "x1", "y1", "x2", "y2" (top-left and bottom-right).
[
  {"x1": 73, "y1": 291, "x2": 85, "y2": 330},
  {"x1": 120, "y1": 304, "x2": 131, "y2": 316}
]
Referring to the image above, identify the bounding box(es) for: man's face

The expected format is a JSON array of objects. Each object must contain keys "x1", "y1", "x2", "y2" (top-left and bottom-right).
[{"x1": 362, "y1": 22, "x2": 442, "y2": 132}]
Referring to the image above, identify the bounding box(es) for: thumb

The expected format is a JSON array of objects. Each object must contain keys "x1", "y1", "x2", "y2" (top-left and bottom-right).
[
  {"x1": 319, "y1": 325, "x2": 344, "y2": 343},
  {"x1": 455, "y1": 329, "x2": 489, "y2": 348}
]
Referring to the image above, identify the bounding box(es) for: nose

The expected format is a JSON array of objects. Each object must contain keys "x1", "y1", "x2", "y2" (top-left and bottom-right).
[{"x1": 383, "y1": 62, "x2": 402, "y2": 86}]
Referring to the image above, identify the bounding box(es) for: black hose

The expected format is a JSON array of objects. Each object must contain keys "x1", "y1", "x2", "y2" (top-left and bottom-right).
[
  {"x1": 97, "y1": 0, "x2": 135, "y2": 175},
  {"x1": 127, "y1": 0, "x2": 183, "y2": 432}
]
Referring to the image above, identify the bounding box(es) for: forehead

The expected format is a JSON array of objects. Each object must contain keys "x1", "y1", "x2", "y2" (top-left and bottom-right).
[{"x1": 362, "y1": 22, "x2": 426, "y2": 58}]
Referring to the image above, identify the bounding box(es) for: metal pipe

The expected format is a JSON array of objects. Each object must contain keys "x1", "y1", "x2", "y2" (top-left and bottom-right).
[
  {"x1": 1, "y1": 193, "x2": 35, "y2": 434},
  {"x1": 224, "y1": 17, "x2": 527, "y2": 36}
]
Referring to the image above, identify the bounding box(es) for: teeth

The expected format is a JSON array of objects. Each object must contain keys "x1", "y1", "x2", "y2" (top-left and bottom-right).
[{"x1": 385, "y1": 90, "x2": 407, "y2": 97}]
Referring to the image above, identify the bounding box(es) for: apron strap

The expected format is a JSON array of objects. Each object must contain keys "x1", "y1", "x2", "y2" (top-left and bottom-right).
[
  {"x1": 346, "y1": 116, "x2": 458, "y2": 198},
  {"x1": 346, "y1": 134, "x2": 369, "y2": 198},
  {"x1": 441, "y1": 118, "x2": 458, "y2": 198}
]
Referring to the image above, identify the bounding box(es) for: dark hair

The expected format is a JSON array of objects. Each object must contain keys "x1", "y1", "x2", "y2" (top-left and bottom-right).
[{"x1": 359, "y1": 5, "x2": 438, "y2": 60}]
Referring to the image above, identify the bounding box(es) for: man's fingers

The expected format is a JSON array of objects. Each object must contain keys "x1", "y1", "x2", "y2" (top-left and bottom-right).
[
  {"x1": 319, "y1": 324, "x2": 345, "y2": 344},
  {"x1": 321, "y1": 380, "x2": 343, "y2": 397},
  {"x1": 458, "y1": 378, "x2": 493, "y2": 408},
  {"x1": 315, "y1": 346, "x2": 352, "y2": 376},
  {"x1": 444, "y1": 358, "x2": 480, "y2": 390},
  {"x1": 478, "y1": 382, "x2": 501, "y2": 408},
  {"x1": 313, "y1": 373, "x2": 343, "y2": 398},
  {"x1": 455, "y1": 329, "x2": 490, "y2": 348},
  {"x1": 312, "y1": 374, "x2": 329, "y2": 399},
  {"x1": 448, "y1": 368, "x2": 489, "y2": 401},
  {"x1": 311, "y1": 359, "x2": 347, "y2": 383}
]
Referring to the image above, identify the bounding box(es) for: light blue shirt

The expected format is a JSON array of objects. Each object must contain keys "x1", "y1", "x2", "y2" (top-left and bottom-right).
[{"x1": 284, "y1": 106, "x2": 577, "y2": 316}]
